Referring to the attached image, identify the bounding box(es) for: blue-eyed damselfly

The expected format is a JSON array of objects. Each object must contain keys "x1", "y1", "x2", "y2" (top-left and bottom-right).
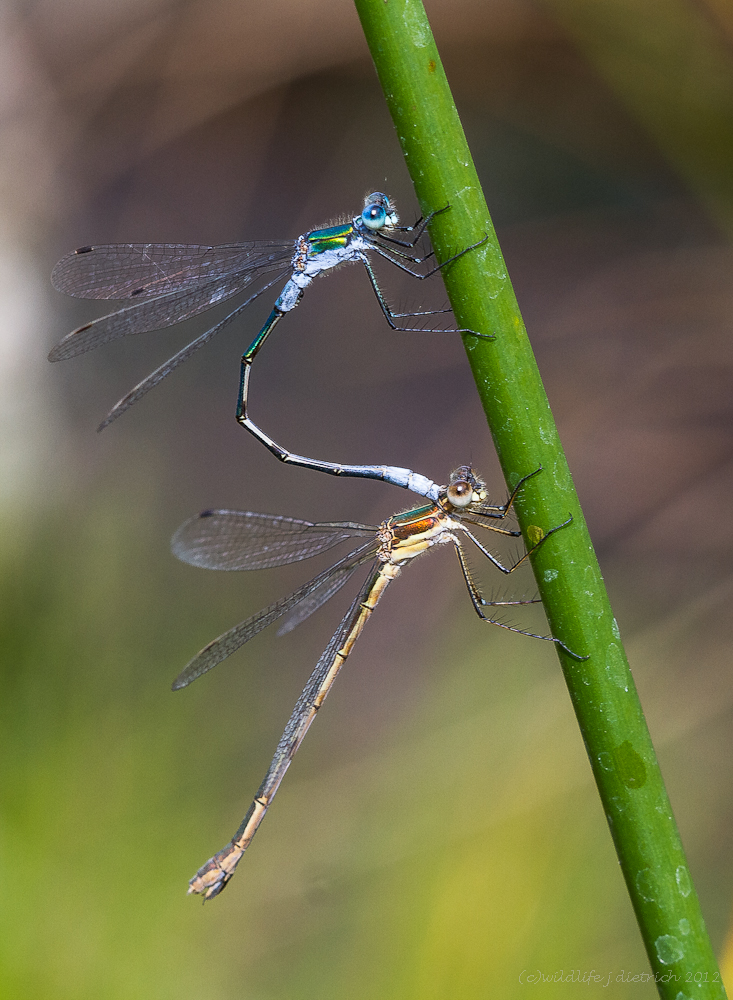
[{"x1": 50, "y1": 193, "x2": 488, "y2": 497}]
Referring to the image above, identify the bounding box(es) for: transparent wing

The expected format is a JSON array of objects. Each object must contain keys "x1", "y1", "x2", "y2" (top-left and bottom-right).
[
  {"x1": 185, "y1": 562, "x2": 384, "y2": 898},
  {"x1": 172, "y1": 510, "x2": 376, "y2": 571},
  {"x1": 171, "y1": 541, "x2": 376, "y2": 690},
  {"x1": 96, "y1": 274, "x2": 287, "y2": 430},
  {"x1": 51, "y1": 241, "x2": 294, "y2": 300},
  {"x1": 260, "y1": 564, "x2": 383, "y2": 797},
  {"x1": 48, "y1": 271, "x2": 262, "y2": 361},
  {"x1": 276, "y1": 562, "x2": 363, "y2": 635}
]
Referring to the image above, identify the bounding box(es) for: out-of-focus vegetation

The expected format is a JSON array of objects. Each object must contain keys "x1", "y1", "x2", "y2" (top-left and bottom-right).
[{"x1": 2, "y1": 2, "x2": 733, "y2": 997}]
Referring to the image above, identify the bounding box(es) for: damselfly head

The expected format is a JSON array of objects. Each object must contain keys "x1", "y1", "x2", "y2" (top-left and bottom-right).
[
  {"x1": 361, "y1": 192, "x2": 398, "y2": 231},
  {"x1": 443, "y1": 466, "x2": 487, "y2": 510}
]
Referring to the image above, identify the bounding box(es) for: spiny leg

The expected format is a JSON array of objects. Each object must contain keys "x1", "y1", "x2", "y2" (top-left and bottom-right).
[
  {"x1": 453, "y1": 539, "x2": 586, "y2": 657},
  {"x1": 458, "y1": 526, "x2": 530, "y2": 575},
  {"x1": 361, "y1": 248, "x2": 492, "y2": 338},
  {"x1": 370, "y1": 244, "x2": 439, "y2": 267},
  {"x1": 455, "y1": 542, "x2": 541, "y2": 615},
  {"x1": 459, "y1": 514, "x2": 573, "y2": 576},
  {"x1": 362, "y1": 256, "x2": 450, "y2": 326},
  {"x1": 367, "y1": 233, "x2": 488, "y2": 283},
  {"x1": 462, "y1": 521, "x2": 523, "y2": 540},
  {"x1": 478, "y1": 467, "x2": 544, "y2": 521},
  {"x1": 378, "y1": 205, "x2": 449, "y2": 247}
]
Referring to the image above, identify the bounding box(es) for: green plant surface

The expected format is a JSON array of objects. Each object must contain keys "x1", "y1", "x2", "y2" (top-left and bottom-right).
[{"x1": 352, "y1": 0, "x2": 725, "y2": 995}]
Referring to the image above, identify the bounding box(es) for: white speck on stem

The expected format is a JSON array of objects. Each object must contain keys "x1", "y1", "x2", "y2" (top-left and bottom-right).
[{"x1": 655, "y1": 934, "x2": 684, "y2": 965}]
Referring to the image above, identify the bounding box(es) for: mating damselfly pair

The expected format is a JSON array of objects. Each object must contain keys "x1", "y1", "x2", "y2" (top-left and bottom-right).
[{"x1": 50, "y1": 193, "x2": 582, "y2": 899}]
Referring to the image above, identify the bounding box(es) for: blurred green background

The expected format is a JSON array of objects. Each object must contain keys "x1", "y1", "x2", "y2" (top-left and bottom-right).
[{"x1": 2, "y1": 1, "x2": 733, "y2": 997}]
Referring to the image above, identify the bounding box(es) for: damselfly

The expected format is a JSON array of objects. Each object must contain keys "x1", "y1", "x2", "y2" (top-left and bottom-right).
[
  {"x1": 172, "y1": 466, "x2": 582, "y2": 900},
  {"x1": 49, "y1": 193, "x2": 487, "y2": 488}
]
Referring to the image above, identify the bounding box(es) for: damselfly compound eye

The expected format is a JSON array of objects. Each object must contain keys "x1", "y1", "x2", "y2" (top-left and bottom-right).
[
  {"x1": 362, "y1": 202, "x2": 387, "y2": 231},
  {"x1": 446, "y1": 479, "x2": 474, "y2": 507}
]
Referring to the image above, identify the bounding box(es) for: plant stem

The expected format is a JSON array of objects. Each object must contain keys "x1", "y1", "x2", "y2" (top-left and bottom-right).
[{"x1": 353, "y1": 0, "x2": 724, "y2": 994}]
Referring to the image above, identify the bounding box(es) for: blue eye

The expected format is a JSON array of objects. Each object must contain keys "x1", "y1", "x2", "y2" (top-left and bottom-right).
[{"x1": 362, "y1": 203, "x2": 387, "y2": 231}]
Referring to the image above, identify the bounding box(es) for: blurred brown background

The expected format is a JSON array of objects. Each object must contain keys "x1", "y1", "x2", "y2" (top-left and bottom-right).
[{"x1": 2, "y1": 1, "x2": 733, "y2": 997}]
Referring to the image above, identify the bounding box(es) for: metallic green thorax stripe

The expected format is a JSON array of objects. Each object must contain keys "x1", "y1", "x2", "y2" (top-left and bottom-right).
[
  {"x1": 390, "y1": 503, "x2": 435, "y2": 525},
  {"x1": 307, "y1": 224, "x2": 353, "y2": 254}
]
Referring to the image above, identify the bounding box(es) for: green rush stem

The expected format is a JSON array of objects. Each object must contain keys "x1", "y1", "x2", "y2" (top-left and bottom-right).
[{"x1": 353, "y1": 0, "x2": 724, "y2": 994}]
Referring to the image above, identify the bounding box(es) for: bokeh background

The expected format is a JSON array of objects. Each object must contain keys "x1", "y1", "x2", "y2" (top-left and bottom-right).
[{"x1": 2, "y1": 1, "x2": 733, "y2": 997}]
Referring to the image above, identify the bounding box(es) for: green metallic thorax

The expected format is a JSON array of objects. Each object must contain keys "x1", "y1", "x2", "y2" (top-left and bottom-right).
[
  {"x1": 306, "y1": 223, "x2": 354, "y2": 255},
  {"x1": 390, "y1": 503, "x2": 436, "y2": 526},
  {"x1": 387, "y1": 502, "x2": 444, "y2": 548}
]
